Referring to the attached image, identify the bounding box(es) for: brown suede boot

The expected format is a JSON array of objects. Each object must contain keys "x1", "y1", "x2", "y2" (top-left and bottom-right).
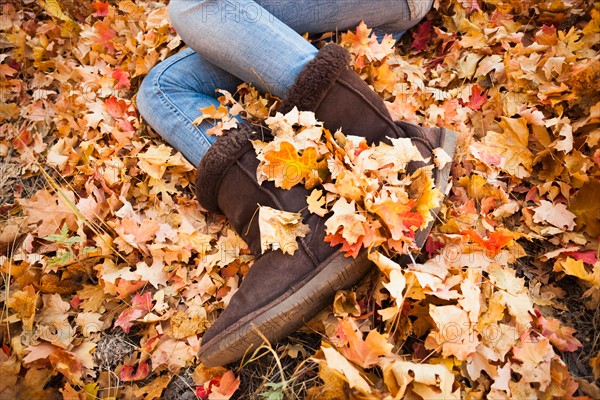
[
  {"x1": 195, "y1": 44, "x2": 457, "y2": 367},
  {"x1": 196, "y1": 123, "x2": 374, "y2": 366},
  {"x1": 279, "y1": 43, "x2": 458, "y2": 247}
]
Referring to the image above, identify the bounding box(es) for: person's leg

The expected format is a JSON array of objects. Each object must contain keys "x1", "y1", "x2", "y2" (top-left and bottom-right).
[
  {"x1": 256, "y1": 0, "x2": 433, "y2": 35},
  {"x1": 167, "y1": 0, "x2": 432, "y2": 98},
  {"x1": 137, "y1": 48, "x2": 243, "y2": 166}
]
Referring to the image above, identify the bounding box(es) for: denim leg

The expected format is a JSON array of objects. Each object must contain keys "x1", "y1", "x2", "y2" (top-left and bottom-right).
[
  {"x1": 255, "y1": 0, "x2": 433, "y2": 34},
  {"x1": 168, "y1": 0, "x2": 433, "y2": 98},
  {"x1": 168, "y1": 0, "x2": 319, "y2": 98},
  {"x1": 137, "y1": 48, "x2": 243, "y2": 166}
]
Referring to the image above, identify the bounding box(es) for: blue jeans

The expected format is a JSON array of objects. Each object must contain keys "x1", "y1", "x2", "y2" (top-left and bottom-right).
[{"x1": 137, "y1": 0, "x2": 433, "y2": 166}]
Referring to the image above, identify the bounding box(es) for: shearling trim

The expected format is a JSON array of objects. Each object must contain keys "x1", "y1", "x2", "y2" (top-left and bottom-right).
[
  {"x1": 279, "y1": 43, "x2": 351, "y2": 114},
  {"x1": 195, "y1": 123, "x2": 258, "y2": 213}
]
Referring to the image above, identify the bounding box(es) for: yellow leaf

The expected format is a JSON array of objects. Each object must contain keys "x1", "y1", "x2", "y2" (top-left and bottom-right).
[
  {"x1": 324, "y1": 198, "x2": 366, "y2": 245},
  {"x1": 258, "y1": 206, "x2": 310, "y2": 255},
  {"x1": 306, "y1": 189, "x2": 328, "y2": 217},
  {"x1": 383, "y1": 360, "x2": 459, "y2": 399},
  {"x1": 321, "y1": 346, "x2": 371, "y2": 393},
  {"x1": 482, "y1": 117, "x2": 533, "y2": 178},
  {"x1": 554, "y1": 257, "x2": 600, "y2": 286}
]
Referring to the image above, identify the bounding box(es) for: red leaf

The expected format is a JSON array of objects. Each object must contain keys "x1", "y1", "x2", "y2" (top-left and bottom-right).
[
  {"x1": 92, "y1": 1, "x2": 109, "y2": 17},
  {"x1": 114, "y1": 307, "x2": 144, "y2": 333},
  {"x1": 114, "y1": 292, "x2": 153, "y2": 332},
  {"x1": 535, "y1": 311, "x2": 583, "y2": 352},
  {"x1": 563, "y1": 250, "x2": 598, "y2": 265},
  {"x1": 112, "y1": 67, "x2": 131, "y2": 90},
  {"x1": 69, "y1": 295, "x2": 81, "y2": 310},
  {"x1": 325, "y1": 231, "x2": 363, "y2": 258},
  {"x1": 104, "y1": 96, "x2": 128, "y2": 119},
  {"x1": 425, "y1": 237, "x2": 444, "y2": 257},
  {"x1": 468, "y1": 85, "x2": 487, "y2": 110},
  {"x1": 120, "y1": 361, "x2": 150, "y2": 382},
  {"x1": 411, "y1": 21, "x2": 434, "y2": 51},
  {"x1": 131, "y1": 292, "x2": 153, "y2": 312},
  {"x1": 94, "y1": 19, "x2": 116, "y2": 53}
]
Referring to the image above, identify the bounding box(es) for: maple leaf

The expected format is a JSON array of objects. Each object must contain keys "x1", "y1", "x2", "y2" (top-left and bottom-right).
[
  {"x1": 462, "y1": 229, "x2": 514, "y2": 257},
  {"x1": 553, "y1": 257, "x2": 600, "y2": 286},
  {"x1": 258, "y1": 141, "x2": 321, "y2": 189},
  {"x1": 18, "y1": 189, "x2": 78, "y2": 237},
  {"x1": 112, "y1": 67, "x2": 131, "y2": 90},
  {"x1": 335, "y1": 318, "x2": 393, "y2": 368},
  {"x1": 306, "y1": 189, "x2": 328, "y2": 217},
  {"x1": 324, "y1": 198, "x2": 366, "y2": 245},
  {"x1": 467, "y1": 84, "x2": 487, "y2": 110},
  {"x1": 120, "y1": 361, "x2": 150, "y2": 382},
  {"x1": 114, "y1": 292, "x2": 153, "y2": 333},
  {"x1": 135, "y1": 260, "x2": 168, "y2": 288},
  {"x1": 258, "y1": 206, "x2": 310, "y2": 255},
  {"x1": 570, "y1": 179, "x2": 600, "y2": 236},
  {"x1": 91, "y1": 1, "x2": 109, "y2": 17},
  {"x1": 92, "y1": 18, "x2": 116, "y2": 54},
  {"x1": 384, "y1": 360, "x2": 459, "y2": 399},
  {"x1": 411, "y1": 21, "x2": 434, "y2": 51},
  {"x1": 425, "y1": 304, "x2": 478, "y2": 361},
  {"x1": 370, "y1": 63, "x2": 398, "y2": 94},
  {"x1": 367, "y1": 197, "x2": 423, "y2": 241},
  {"x1": 532, "y1": 200, "x2": 576, "y2": 231},
  {"x1": 482, "y1": 117, "x2": 533, "y2": 178},
  {"x1": 321, "y1": 345, "x2": 371, "y2": 393},
  {"x1": 535, "y1": 311, "x2": 583, "y2": 352},
  {"x1": 340, "y1": 21, "x2": 373, "y2": 68},
  {"x1": 6, "y1": 285, "x2": 38, "y2": 331}
]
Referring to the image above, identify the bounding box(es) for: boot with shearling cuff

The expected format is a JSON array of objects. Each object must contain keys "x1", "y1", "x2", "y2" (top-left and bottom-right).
[{"x1": 194, "y1": 44, "x2": 457, "y2": 367}]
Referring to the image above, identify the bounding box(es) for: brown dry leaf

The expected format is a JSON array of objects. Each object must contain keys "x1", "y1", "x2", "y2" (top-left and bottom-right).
[
  {"x1": 258, "y1": 205, "x2": 310, "y2": 255},
  {"x1": 6, "y1": 285, "x2": 38, "y2": 331},
  {"x1": 320, "y1": 345, "x2": 371, "y2": 393},
  {"x1": 383, "y1": 360, "x2": 459, "y2": 399}
]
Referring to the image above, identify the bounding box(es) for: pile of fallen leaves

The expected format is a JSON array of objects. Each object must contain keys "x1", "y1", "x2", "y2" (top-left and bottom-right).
[{"x1": 1, "y1": 0, "x2": 599, "y2": 398}]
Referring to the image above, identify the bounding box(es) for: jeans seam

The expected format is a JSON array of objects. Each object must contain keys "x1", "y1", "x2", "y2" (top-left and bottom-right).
[{"x1": 152, "y1": 50, "x2": 214, "y2": 153}]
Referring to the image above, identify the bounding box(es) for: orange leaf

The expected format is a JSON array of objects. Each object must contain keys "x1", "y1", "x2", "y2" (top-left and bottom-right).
[
  {"x1": 461, "y1": 229, "x2": 514, "y2": 256},
  {"x1": 369, "y1": 199, "x2": 423, "y2": 241},
  {"x1": 120, "y1": 361, "x2": 150, "y2": 382},
  {"x1": 260, "y1": 141, "x2": 320, "y2": 189}
]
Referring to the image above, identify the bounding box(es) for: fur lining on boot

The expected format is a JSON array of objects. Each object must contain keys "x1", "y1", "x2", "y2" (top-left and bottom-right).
[
  {"x1": 279, "y1": 43, "x2": 350, "y2": 114},
  {"x1": 195, "y1": 123, "x2": 258, "y2": 213}
]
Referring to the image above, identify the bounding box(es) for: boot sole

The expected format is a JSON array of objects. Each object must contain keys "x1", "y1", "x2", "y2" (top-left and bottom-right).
[{"x1": 199, "y1": 250, "x2": 373, "y2": 367}]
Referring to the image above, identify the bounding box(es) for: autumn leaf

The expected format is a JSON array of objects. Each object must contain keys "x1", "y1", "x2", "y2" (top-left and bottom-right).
[
  {"x1": 324, "y1": 198, "x2": 366, "y2": 245},
  {"x1": 569, "y1": 179, "x2": 600, "y2": 236},
  {"x1": 258, "y1": 205, "x2": 310, "y2": 255},
  {"x1": 258, "y1": 141, "x2": 321, "y2": 189},
  {"x1": 120, "y1": 361, "x2": 150, "y2": 382},
  {"x1": 367, "y1": 197, "x2": 423, "y2": 241},
  {"x1": 306, "y1": 189, "x2": 328, "y2": 217},
  {"x1": 535, "y1": 311, "x2": 583, "y2": 352},
  {"x1": 482, "y1": 117, "x2": 533, "y2": 178},
  {"x1": 114, "y1": 292, "x2": 153, "y2": 333},
  {"x1": 320, "y1": 345, "x2": 371, "y2": 393},
  {"x1": 411, "y1": 21, "x2": 434, "y2": 51},
  {"x1": 553, "y1": 257, "x2": 600, "y2": 286},
  {"x1": 462, "y1": 229, "x2": 515, "y2": 257}
]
